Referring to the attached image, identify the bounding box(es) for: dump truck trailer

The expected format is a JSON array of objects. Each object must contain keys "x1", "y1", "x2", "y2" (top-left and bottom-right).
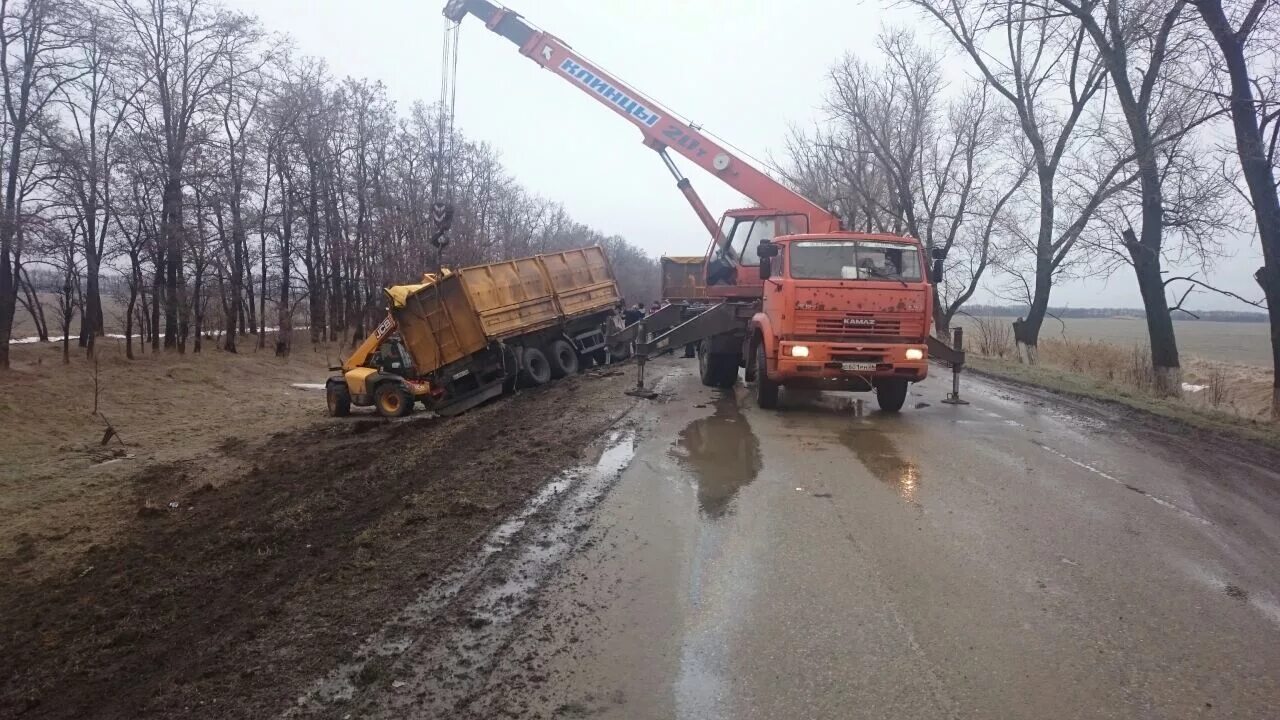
[
  {"x1": 326, "y1": 246, "x2": 622, "y2": 418},
  {"x1": 660, "y1": 256, "x2": 709, "y2": 303}
]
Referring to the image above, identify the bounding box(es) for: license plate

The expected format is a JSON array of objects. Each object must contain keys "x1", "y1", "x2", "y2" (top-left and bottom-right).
[{"x1": 841, "y1": 362, "x2": 876, "y2": 372}]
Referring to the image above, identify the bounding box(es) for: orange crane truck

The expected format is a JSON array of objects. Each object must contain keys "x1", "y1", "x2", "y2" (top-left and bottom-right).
[
  {"x1": 446, "y1": 1, "x2": 963, "y2": 411},
  {"x1": 326, "y1": 246, "x2": 622, "y2": 417}
]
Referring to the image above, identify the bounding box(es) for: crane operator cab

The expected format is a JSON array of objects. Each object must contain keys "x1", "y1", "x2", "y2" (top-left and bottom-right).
[{"x1": 705, "y1": 211, "x2": 809, "y2": 293}]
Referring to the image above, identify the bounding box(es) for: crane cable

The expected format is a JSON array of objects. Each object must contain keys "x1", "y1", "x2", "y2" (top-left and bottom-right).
[{"x1": 429, "y1": 17, "x2": 461, "y2": 263}]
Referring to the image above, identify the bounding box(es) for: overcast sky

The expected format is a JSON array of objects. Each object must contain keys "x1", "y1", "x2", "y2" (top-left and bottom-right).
[{"x1": 226, "y1": 0, "x2": 1267, "y2": 312}]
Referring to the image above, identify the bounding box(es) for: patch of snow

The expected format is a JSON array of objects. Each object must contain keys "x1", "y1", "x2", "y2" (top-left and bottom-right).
[
  {"x1": 291, "y1": 383, "x2": 327, "y2": 391},
  {"x1": 1182, "y1": 383, "x2": 1207, "y2": 393}
]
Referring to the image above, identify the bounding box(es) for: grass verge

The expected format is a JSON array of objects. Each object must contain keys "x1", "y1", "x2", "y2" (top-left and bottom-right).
[{"x1": 969, "y1": 356, "x2": 1280, "y2": 449}]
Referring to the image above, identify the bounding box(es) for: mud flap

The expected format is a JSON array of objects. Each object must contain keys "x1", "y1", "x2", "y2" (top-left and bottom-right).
[{"x1": 433, "y1": 380, "x2": 505, "y2": 417}]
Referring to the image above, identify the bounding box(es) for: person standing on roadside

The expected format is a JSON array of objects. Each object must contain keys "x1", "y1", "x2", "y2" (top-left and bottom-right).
[{"x1": 623, "y1": 303, "x2": 645, "y2": 325}]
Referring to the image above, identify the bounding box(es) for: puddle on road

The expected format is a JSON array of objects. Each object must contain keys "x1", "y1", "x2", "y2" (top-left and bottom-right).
[
  {"x1": 671, "y1": 393, "x2": 762, "y2": 518},
  {"x1": 839, "y1": 423, "x2": 922, "y2": 504}
]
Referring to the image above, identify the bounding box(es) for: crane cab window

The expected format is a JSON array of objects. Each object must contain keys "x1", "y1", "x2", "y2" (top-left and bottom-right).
[{"x1": 721, "y1": 214, "x2": 808, "y2": 267}]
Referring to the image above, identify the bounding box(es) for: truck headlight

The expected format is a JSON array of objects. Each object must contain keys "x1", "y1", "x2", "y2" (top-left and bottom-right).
[
  {"x1": 790, "y1": 345, "x2": 810, "y2": 358},
  {"x1": 905, "y1": 348, "x2": 924, "y2": 361}
]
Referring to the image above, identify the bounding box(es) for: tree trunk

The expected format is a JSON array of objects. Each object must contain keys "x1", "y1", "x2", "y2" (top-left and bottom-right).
[
  {"x1": 81, "y1": 257, "x2": 103, "y2": 356},
  {"x1": 1014, "y1": 260, "x2": 1054, "y2": 364},
  {"x1": 16, "y1": 267, "x2": 48, "y2": 341},
  {"x1": 125, "y1": 283, "x2": 136, "y2": 361},
  {"x1": 162, "y1": 168, "x2": 190, "y2": 353},
  {"x1": 0, "y1": 277, "x2": 13, "y2": 369},
  {"x1": 1125, "y1": 223, "x2": 1182, "y2": 398},
  {"x1": 224, "y1": 209, "x2": 244, "y2": 353},
  {"x1": 151, "y1": 249, "x2": 163, "y2": 351}
]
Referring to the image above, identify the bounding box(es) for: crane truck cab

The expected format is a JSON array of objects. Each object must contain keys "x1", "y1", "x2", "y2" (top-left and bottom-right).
[{"x1": 745, "y1": 232, "x2": 935, "y2": 412}]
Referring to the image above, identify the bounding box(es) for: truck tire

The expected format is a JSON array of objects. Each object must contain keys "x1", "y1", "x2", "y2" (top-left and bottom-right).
[
  {"x1": 875, "y1": 378, "x2": 909, "y2": 413},
  {"x1": 548, "y1": 339, "x2": 579, "y2": 378},
  {"x1": 519, "y1": 346, "x2": 552, "y2": 387},
  {"x1": 698, "y1": 342, "x2": 738, "y2": 388},
  {"x1": 326, "y1": 383, "x2": 351, "y2": 417},
  {"x1": 608, "y1": 341, "x2": 631, "y2": 363},
  {"x1": 374, "y1": 383, "x2": 413, "y2": 417},
  {"x1": 755, "y1": 344, "x2": 779, "y2": 409}
]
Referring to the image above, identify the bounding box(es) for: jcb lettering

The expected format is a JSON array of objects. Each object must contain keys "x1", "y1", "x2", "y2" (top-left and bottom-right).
[{"x1": 375, "y1": 317, "x2": 394, "y2": 339}]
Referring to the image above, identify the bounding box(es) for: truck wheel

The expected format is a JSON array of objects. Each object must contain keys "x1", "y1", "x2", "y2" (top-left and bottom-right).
[
  {"x1": 608, "y1": 341, "x2": 631, "y2": 363},
  {"x1": 875, "y1": 378, "x2": 909, "y2": 413},
  {"x1": 755, "y1": 345, "x2": 779, "y2": 409},
  {"x1": 326, "y1": 384, "x2": 351, "y2": 417},
  {"x1": 374, "y1": 383, "x2": 413, "y2": 417},
  {"x1": 519, "y1": 346, "x2": 552, "y2": 386},
  {"x1": 548, "y1": 339, "x2": 579, "y2": 378},
  {"x1": 698, "y1": 342, "x2": 738, "y2": 388}
]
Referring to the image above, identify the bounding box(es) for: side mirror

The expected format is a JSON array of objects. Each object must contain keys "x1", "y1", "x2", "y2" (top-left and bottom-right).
[
  {"x1": 759, "y1": 256, "x2": 773, "y2": 280},
  {"x1": 757, "y1": 240, "x2": 779, "y2": 258},
  {"x1": 930, "y1": 247, "x2": 947, "y2": 261}
]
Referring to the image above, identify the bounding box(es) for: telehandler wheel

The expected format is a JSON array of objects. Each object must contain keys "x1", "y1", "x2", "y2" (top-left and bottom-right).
[
  {"x1": 754, "y1": 345, "x2": 779, "y2": 409},
  {"x1": 698, "y1": 342, "x2": 739, "y2": 388},
  {"x1": 548, "y1": 339, "x2": 580, "y2": 378},
  {"x1": 519, "y1": 346, "x2": 553, "y2": 387},
  {"x1": 326, "y1": 384, "x2": 351, "y2": 417},
  {"x1": 374, "y1": 383, "x2": 413, "y2": 417},
  {"x1": 875, "y1": 378, "x2": 909, "y2": 413}
]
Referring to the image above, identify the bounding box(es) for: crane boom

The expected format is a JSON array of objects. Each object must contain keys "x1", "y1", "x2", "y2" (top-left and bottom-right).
[{"x1": 443, "y1": 0, "x2": 841, "y2": 236}]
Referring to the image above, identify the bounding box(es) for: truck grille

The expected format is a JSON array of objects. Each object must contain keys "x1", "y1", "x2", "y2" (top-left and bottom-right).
[{"x1": 794, "y1": 311, "x2": 921, "y2": 339}]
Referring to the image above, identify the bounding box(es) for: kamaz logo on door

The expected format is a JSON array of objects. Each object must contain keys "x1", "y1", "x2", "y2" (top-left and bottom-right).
[
  {"x1": 558, "y1": 57, "x2": 661, "y2": 127},
  {"x1": 843, "y1": 317, "x2": 876, "y2": 326}
]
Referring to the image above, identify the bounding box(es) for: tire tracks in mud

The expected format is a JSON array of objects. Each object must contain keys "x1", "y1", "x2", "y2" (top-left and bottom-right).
[{"x1": 0, "y1": 361, "x2": 674, "y2": 720}]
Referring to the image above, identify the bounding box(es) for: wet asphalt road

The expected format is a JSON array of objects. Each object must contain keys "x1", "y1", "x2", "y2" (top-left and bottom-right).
[{"x1": 337, "y1": 361, "x2": 1280, "y2": 719}]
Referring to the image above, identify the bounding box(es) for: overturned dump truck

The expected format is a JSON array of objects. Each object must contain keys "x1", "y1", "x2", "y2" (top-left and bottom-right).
[{"x1": 326, "y1": 246, "x2": 622, "y2": 418}]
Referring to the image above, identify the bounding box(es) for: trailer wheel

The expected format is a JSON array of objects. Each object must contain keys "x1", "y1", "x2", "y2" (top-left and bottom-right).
[
  {"x1": 326, "y1": 383, "x2": 351, "y2": 417},
  {"x1": 754, "y1": 344, "x2": 779, "y2": 409},
  {"x1": 374, "y1": 383, "x2": 413, "y2": 417},
  {"x1": 875, "y1": 378, "x2": 909, "y2": 413},
  {"x1": 548, "y1": 339, "x2": 579, "y2": 378},
  {"x1": 519, "y1": 346, "x2": 552, "y2": 387}
]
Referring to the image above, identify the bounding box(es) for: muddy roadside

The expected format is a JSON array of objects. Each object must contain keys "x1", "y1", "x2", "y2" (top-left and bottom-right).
[{"x1": 0, "y1": 359, "x2": 671, "y2": 720}]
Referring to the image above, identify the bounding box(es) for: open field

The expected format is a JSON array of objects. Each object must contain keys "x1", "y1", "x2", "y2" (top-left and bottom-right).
[{"x1": 956, "y1": 314, "x2": 1273, "y2": 368}]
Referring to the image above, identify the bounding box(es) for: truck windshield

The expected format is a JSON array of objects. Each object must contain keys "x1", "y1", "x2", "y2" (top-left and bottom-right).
[{"x1": 789, "y1": 241, "x2": 922, "y2": 282}]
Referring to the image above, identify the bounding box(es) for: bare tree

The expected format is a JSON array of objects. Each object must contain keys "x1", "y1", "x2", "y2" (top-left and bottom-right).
[
  {"x1": 0, "y1": 0, "x2": 80, "y2": 369},
  {"x1": 782, "y1": 29, "x2": 1030, "y2": 333},
  {"x1": 111, "y1": 0, "x2": 260, "y2": 352},
  {"x1": 907, "y1": 0, "x2": 1138, "y2": 363},
  {"x1": 1189, "y1": 0, "x2": 1280, "y2": 417},
  {"x1": 47, "y1": 4, "x2": 142, "y2": 357},
  {"x1": 1046, "y1": 0, "x2": 1228, "y2": 396}
]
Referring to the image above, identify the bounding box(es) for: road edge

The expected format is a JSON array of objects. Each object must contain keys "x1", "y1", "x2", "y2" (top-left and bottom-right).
[{"x1": 966, "y1": 361, "x2": 1280, "y2": 452}]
